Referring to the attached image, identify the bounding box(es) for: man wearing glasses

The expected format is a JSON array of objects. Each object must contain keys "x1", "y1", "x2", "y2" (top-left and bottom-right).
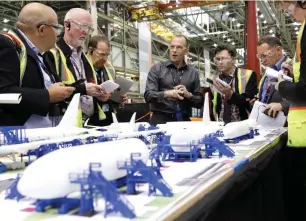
[
  {"x1": 0, "y1": 2, "x2": 75, "y2": 127},
  {"x1": 44, "y1": 8, "x2": 109, "y2": 127},
  {"x1": 145, "y1": 35, "x2": 203, "y2": 125},
  {"x1": 210, "y1": 45, "x2": 257, "y2": 124},
  {"x1": 86, "y1": 35, "x2": 127, "y2": 126},
  {"x1": 256, "y1": 36, "x2": 290, "y2": 118}
]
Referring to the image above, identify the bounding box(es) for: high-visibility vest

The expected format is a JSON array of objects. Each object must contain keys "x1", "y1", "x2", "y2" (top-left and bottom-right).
[
  {"x1": 1, "y1": 30, "x2": 27, "y2": 86},
  {"x1": 105, "y1": 60, "x2": 116, "y2": 80},
  {"x1": 211, "y1": 68, "x2": 253, "y2": 116},
  {"x1": 258, "y1": 57, "x2": 291, "y2": 99},
  {"x1": 286, "y1": 20, "x2": 306, "y2": 147},
  {"x1": 49, "y1": 46, "x2": 114, "y2": 127}
]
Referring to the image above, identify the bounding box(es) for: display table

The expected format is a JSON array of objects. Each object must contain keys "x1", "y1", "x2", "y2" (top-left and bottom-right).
[{"x1": 0, "y1": 128, "x2": 287, "y2": 221}]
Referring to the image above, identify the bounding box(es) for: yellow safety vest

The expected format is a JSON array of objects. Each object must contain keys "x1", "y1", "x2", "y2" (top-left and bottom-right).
[
  {"x1": 49, "y1": 46, "x2": 114, "y2": 127},
  {"x1": 286, "y1": 20, "x2": 306, "y2": 147},
  {"x1": 211, "y1": 68, "x2": 253, "y2": 116},
  {"x1": 258, "y1": 57, "x2": 291, "y2": 98},
  {"x1": 105, "y1": 60, "x2": 116, "y2": 79},
  {"x1": 1, "y1": 31, "x2": 27, "y2": 86}
]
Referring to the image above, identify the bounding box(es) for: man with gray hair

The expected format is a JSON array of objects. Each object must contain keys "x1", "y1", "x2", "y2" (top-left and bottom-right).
[
  {"x1": 44, "y1": 8, "x2": 109, "y2": 127},
  {"x1": 0, "y1": 2, "x2": 75, "y2": 127}
]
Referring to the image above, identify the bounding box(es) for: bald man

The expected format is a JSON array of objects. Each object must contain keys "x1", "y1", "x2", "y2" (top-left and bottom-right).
[
  {"x1": 44, "y1": 8, "x2": 109, "y2": 127},
  {"x1": 0, "y1": 2, "x2": 75, "y2": 127}
]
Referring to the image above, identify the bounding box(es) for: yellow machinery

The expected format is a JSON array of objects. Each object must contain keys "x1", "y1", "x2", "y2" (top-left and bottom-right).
[{"x1": 129, "y1": 0, "x2": 233, "y2": 22}]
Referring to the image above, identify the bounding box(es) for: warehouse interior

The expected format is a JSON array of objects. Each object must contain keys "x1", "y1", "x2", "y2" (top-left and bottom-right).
[
  {"x1": 0, "y1": 1, "x2": 304, "y2": 221},
  {"x1": 0, "y1": 0, "x2": 299, "y2": 97}
]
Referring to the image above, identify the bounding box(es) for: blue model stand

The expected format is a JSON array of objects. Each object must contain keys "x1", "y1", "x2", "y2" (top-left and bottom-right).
[
  {"x1": 26, "y1": 139, "x2": 83, "y2": 164},
  {"x1": 0, "y1": 126, "x2": 28, "y2": 145},
  {"x1": 70, "y1": 163, "x2": 136, "y2": 218},
  {"x1": 223, "y1": 132, "x2": 253, "y2": 144},
  {"x1": 253, "y1": 128, "x2": 260, "y2": 136},
  {"x1": 118, "y1": 153, "x2": 173, "y2": 197},
  {"x1": 223, "y1": 127, "x2": 259, "y2": 144},
  {"x1": 35, "y1": 163, "x2": 135, "y2": 219},
  {"x1": 26, "y1": 134, "x2": 119, "y2": 164},
  {"x1": 200, "y1": 135, "x2": 235, "y2": 158},
  {"x1": 5, "y1": 174, "x2": 25, "y2": 201},
  {"x1": 0, "y1": 161, "x2": 7, "y2": 173},
  {"x1": 153, "y1": 134, "x2": 201, "y2": 162}
]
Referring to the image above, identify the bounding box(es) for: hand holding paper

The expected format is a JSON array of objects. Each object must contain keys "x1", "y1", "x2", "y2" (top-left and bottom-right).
[
  {"x1": 101, "y1": 80, "x2": 120, "y2": 93},
  {"x1": 265, "y1": 67, "x2": 292, "y2": 82}
]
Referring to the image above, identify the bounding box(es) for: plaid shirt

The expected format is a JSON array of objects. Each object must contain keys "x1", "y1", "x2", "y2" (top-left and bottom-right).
[{"x1": 218, "y1": 69, "x2": 241, "y2": 123}]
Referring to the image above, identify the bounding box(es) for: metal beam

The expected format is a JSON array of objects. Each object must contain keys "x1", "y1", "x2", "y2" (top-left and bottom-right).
[{"x1": 206, "y1": 11, "x2": 242, "y2": 44}]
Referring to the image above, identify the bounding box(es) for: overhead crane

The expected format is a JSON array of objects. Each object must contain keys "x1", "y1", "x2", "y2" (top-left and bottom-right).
[{"x1": 128, "y1": 0, "x2": 233, "y2": 22}]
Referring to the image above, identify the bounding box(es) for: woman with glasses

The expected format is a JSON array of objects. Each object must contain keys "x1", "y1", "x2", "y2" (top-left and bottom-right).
[{"x1": 275, "y1": 1, "x2": 306, "y2": 220}]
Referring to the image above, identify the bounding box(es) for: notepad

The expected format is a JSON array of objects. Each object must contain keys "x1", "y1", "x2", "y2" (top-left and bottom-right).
[
  {"x1": 249, "y1": 101, "x2": 287, "y2": 128},
  {"x1": 101, "y1": 80, "x2": 120, "y2": 93}
]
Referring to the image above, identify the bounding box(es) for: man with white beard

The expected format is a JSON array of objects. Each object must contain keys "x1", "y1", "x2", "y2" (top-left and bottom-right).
[{"x1": 44, "y1": 8, "x2": 109, "y2": 127}]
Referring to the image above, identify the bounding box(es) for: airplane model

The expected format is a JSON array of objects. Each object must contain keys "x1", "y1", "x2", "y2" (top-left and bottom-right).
[
  {"x1": 18, "y1": 138, "x2": 149, "y2": 199},
  {"x1": 0, "y1": 95, "x2": 163, "y2": 157},
  {"x1": 157, "y1": 93, "x2": 224, "y2": 131}
]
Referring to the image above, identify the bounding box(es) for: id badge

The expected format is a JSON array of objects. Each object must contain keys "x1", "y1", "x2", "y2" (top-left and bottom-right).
[
  {"x1": 175, "y1": 105, "x2": 183, "y2": 121},
  {"x1": 102, "y1": 104, "x2": 110, "y2": 112}
]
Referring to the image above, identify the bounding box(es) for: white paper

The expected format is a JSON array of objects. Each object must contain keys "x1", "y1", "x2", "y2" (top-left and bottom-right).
[
  {"x1": 101, "y1": 80, "x2": 119, "y2": 93},
  {"x1": 249, "y1": 101, "x2": 287, "y2": 128},
  {"x1": 0, "y1": 94, "x2": 21, "y2": 104},
  {"x1": 265, "y1": 67, "x2": 293, "y2": 82}
]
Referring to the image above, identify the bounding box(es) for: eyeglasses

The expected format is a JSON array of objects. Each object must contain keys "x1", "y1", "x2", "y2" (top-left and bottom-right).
[
  {"x1": 94, "y1": 49, "x2": 110, "y2": 58},
  {"x1": 256, "y1": 49, "x2": 274, "y2": 60},
  {"x1": 214, "y1": 57, "x2": 232, "y2": 63},
  {"x1": 69, "y1": 20, "x2": 94, "y2": 34},
  {"x1": 37, "y1": 23, "x2": 63, "y2": 36}
]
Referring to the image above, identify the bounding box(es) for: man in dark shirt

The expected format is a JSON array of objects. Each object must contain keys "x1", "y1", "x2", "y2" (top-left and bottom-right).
[{"x1": 144, "y1": 34, "x2": 203, "y2": 125}]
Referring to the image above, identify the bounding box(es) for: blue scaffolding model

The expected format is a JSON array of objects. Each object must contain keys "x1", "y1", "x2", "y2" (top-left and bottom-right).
[
  {"x1": 26, "y1": 139, "x2": 83, "y2": 164},
  {"x1": 26, "y1": 134, "x2": 119, "y2": 164},
  {"x1": 200, "y1": 135, "x2": 235, "y2": 158},
  {"x1": 223, "y1": 127, "x2": 259, "y2": 144},
  {"x1": 34, "y1": 163, "x2": 135, "y2": 218},
  {"x1": 152, "y1": 134, "x2": 201, "y2": 162},
  {"x1": 0, "y1": 126, "x2": 28, "y2": 146},
  {"x1": 5, "y1": 174, "x2": 25, "y2": 201},
  {"x1": 70, "y1": 162, "x2": 136, "y2": 219},
  {"x1": 118, "y1": 153, "x2": 173, "y2": 197},
  {"x1": 0, "y1": 161, "x2": 7, "y2": 173}
]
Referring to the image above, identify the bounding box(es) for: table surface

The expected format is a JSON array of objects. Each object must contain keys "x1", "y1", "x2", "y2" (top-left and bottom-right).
[{"x1": 0, "y1": 127, "x2": 286, "y2": 221}]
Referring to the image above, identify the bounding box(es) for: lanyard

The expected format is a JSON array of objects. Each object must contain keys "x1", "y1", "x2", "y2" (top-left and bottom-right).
[
  {"x1": 170, "y1": 68, "x2": 184, "y2": 121},
  {"x1": 171, "y1": 68, "x2": 184, "y2": 87},
  {"x1": 70, "y1": 56, "x2": 85, "y2": 80},
  {"x1": 37, "y1": 54, "x2": 56, "y2": 83}
]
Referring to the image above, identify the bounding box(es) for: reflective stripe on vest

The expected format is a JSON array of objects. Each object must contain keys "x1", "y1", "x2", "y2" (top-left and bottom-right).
[
  {"x1": 287, "y1": 20, "x2": 306, "y2": 147},
  {"x1": 1, "y1": 31, "x2": 27, "y2": 86},
  {"x1": 50, "y1": 46, "x2": 111, "y2": 126},
  {"x1": 86, "y1": 54, "x2": 114, "y2": 122},
  {"x1": 211, "y1": 68, "x2": 253, "y2": 116},
  {"x1": 105, "y1": 60, "x2": 116, "y2": 79}
]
